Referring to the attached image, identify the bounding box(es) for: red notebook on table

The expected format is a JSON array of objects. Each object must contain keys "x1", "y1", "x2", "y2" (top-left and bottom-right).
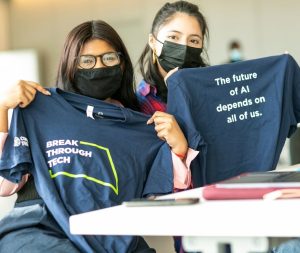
[{"x1": 202, "y1": 171, "x2": 300, "y2": 200}]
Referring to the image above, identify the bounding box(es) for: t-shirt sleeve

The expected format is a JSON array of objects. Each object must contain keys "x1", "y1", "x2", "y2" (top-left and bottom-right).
[
  {"x1": 291, "y1": 55, "x2": 300, "y2": 125},
  {"x1": 0, "y1": 108, "x2": 32, "y2": 183},
  {"x1": 166, "y1": 74, "x2": 207, "y2": 187},
  {"x1": 142, "y1": 143, "x2": 173, "y2": 197},
  {"x1": 282, "y1": 54, "x2": 300, "y2": 137}
]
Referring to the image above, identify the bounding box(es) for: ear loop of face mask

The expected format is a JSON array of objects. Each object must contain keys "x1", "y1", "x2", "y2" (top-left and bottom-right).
[
  {"x1": 152, "y1": 34, "x2": 164, "y2": 46},
  {"x1": 151, "y1": 34, "x2": 164, "y2": 60}
]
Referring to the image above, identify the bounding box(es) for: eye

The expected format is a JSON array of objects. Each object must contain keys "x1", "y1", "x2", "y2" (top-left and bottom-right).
[
  {"x1": 82, "y1": 58, "x2": 94, "y2": 64},
  {"x1": 102, "y1": 52, "x2": 120, "y2": 66},
  {"x1": 167, "y1": 35, "x2": 179, "y2": 41},
  {"x1": 188, "y1": 37, "x2": 203, "y2": 48},
  {"x1": 190, "y1": 39, "x2": 200, "y2": 45},
  {"x1": 79, "y1": 56, "x2": 95, "y2": 68},
  {"x1": 104, "y1": 55, "x2": 116, "y2": 61}
]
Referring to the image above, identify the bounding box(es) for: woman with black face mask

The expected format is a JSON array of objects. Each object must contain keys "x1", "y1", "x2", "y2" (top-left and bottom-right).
[
  {"x1": 137, "y1": 1, "x2": 209, "y2": 253},
  {"x1": 0, "y1": 20, "x2": 165, "y2": 253},
  {"x1": 138, "y1": 2, "x2": 209, "y2": 185},
  {"x1": 138, "y1": 1, "x2": 209, "y2": 106}
]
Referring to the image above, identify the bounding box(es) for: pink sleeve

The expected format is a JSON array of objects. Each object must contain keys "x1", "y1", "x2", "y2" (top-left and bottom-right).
[
  {"x1": 0, "y1": 132, "x2": 29, "y2": 196},
  {"x1": 171, "y1": 148, "x2": 199, "y2": 190}
]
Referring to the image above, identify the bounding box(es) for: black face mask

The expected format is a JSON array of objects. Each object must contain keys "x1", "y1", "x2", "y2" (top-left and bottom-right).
[
  {"x1": 73, "y1": 65, "x2": 122, "y2": 100},
  {"x1": 156, "y1": 40, "x2": 203, "y2": 72}
]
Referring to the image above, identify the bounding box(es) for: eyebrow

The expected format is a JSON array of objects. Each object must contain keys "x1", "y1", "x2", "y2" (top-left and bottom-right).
[
  {"x1": 166, "y1": 30, "x2": 202, "y2": 39},
  {"x1": 80, "y1": 52, "x2": 117, "y2": 56}
]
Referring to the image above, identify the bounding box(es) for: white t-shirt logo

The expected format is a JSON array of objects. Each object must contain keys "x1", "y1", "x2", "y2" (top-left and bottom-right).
[{"x1": 14, "y1": 136, "x2": 29, "y2": 147}]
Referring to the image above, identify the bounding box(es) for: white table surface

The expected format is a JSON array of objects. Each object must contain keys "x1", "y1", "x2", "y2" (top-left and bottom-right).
[{"x1": 70, "y1": 187, "x2": 300, "y2": 237}]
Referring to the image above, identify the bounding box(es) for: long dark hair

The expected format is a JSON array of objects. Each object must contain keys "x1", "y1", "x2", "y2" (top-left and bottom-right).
[
  {"x1": 56, "y1": 20, "x2": 139, "y2": 111},
  {"x1": 138, "y1": 1, "x2": 209, "y2": 102}
]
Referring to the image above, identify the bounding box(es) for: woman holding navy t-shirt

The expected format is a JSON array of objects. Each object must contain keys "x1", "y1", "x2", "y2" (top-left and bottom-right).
[
  {"x1": 0, "y1": 18, "x2": 200, "y2": 252},
  {"x1": 137, "y1": 0, "x2": 209, "y2": 185},
  {"x1": 0, "y1": 20, "x2": 157, "y2": 253},
  {"x1": 137, "y1": 1, "x2": 209, "y2": 252}
]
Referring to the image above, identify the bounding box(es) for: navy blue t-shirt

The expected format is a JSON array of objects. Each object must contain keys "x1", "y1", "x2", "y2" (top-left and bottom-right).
[
  {"x1": 0, "y1": 88, "x2": 173, "y2": 253},
  {"x1": 167, "y1": 54, "x2": 300, "y2": 184}
]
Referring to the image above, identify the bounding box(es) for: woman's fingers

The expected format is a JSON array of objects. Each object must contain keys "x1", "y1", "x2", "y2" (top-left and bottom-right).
[
  {"x1": 25, "y1": 81, "x2": 51, "y2": 96},
  {"x1": 147, "y1": 110, "x2": 187, "y2": 154},
  {"x1": 155, "y1": 122, "x2": 171, "y2": 132},
  {"x1": 18, "y1": 89, "x2": 35, "y2": 108},
  {"x1": 17, "y1": 81, "x2": 37, "y2": 107},
  {"x1": 1, "y1": 80, "x2": 51, "y2": 109},
  {"x1": 147, "y1": 111, "x2": 174, "y2": 125}
]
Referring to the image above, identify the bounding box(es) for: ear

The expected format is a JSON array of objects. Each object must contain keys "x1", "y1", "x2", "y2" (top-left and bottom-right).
[{"x1": 148, "y1": 34, "x2": 155, "y2": 50}]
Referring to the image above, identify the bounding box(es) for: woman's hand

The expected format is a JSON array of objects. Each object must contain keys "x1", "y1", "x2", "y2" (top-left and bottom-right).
[
  {"x1": 0, "y1": 80, "x2": 50, "y2": 110},
  {"x1": 147, "y1": 111, "x2": 188, "y2": 158}
]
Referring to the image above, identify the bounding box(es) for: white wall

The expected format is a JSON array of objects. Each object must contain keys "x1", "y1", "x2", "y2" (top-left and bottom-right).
[
  {"x1": 197, "y1": 0, "x2": 300, "y2": 64},
  {"x1": 0, "y1": 0, "x2": 9, "y2": 51}
]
